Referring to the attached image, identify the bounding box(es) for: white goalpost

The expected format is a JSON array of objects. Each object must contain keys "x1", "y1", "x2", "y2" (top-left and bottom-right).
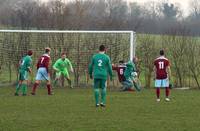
[{"x1": 0, "y1": 30, "x2": 136, "y2": 86}]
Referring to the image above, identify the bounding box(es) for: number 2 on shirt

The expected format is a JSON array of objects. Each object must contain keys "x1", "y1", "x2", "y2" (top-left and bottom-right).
[{"x1": 98, "y1": 60, "x2": 102, "y2": 67}]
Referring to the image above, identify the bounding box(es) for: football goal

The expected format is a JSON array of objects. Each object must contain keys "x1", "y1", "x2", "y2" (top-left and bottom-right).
[{"x1": 0, "y1": 30, "x2": 136, "y2": 86}]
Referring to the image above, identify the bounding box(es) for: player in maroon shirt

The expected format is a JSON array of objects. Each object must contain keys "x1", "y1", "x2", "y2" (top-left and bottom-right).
[
  {"x1": 154, "y1": 50, "x2": 171, "y2": 102},
  {"x1": 31, "y1": 47, "x2": 53, "y2": 95},
  {"x1": 112, "y1": 60, "x2": 126, "y2": 83}
]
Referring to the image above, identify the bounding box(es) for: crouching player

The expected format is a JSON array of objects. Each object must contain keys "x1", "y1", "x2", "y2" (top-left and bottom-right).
[
  {"x1": 121, "y1": 60, "x2": 141, "y2": 92},
  {"x1": 31, "y1": 47, "x2": 53, "y2": 95},
  {"x1": 15, "y1": 50, "x2": 33, "y2": 96},
  {"x1": 53, "y1": 53, "x2": 74, "y2": 88}
]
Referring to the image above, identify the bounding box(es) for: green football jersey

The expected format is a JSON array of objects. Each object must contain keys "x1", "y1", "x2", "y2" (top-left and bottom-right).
[
  {"x1": 89, "y1": 53, "x2": 112, "y2": 80},
  {"x1": 19, "y1": 55, "x2": 32, "y2": 71},
  {"x1": 124, "y1": 61, "x2": 136, "y2": 81},
  {"x1": 53, "y1": 58, "x2": 72, "y2": 72}
]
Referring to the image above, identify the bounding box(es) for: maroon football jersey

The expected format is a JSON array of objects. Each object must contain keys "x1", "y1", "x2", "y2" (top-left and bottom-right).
[
  {"x1": 112, "y1": 65, "x2": 126, "y2": 82},
  {"x1": 154, "y1": 56, "x2": 170, "y2": 79},
  {"x1": 37, "y1": 54, "x2": 51, "y2": 71}
]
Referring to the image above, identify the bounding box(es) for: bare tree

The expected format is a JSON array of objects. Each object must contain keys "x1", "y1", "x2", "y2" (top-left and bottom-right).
[{"x1": 137, "y1": 35, "x2": 158, "y2": 88}]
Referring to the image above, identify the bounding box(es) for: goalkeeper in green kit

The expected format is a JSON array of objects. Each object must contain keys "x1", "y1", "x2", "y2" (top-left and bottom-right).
[
  {"x1": 89, "y1": 45, "x2": 113, "y2": 107},
  {"x1": 53, "y1": 53, "x2": 74, "y2": 88},
  {"x1": 15, "y1": 50, "x2": 33, "y2": 96}
]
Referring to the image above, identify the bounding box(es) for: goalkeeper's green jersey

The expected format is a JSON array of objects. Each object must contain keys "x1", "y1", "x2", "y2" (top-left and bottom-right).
[
  {"x1": 124, "y1": 60, "x2": 136, "y2": 81},
  {"x1": 19, "y1": 55, "x2": 32, "y2": 71},
  {"x1": 53, "y1": 58, "x2": 72, "y2": 72},
  {"x1": 89, "y1": 53, "x2": 112, "y2": 80}
]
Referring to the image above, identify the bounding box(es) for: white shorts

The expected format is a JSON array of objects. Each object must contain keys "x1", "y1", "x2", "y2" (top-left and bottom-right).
[
  {"x1": 155, "y1": 78, "x2": 169, "y2": 88},
  {"x1": 36, "y1": 67, "x2": 50, "y2": 81}
]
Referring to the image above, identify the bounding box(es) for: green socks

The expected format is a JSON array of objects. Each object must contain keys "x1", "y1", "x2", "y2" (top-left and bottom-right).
[
  {"x1": 67, "y1": 79, "x2": 72, "y2": 87},
  {"x1": 22, "y1": 84, "x2": 27, "y2": 95},
  {"x1": 133, "y1": 82, "x2": 141, "y2": 91},
  {"x1": 15, "y1": 84, "x2": 21, "y2": 94},
  {"x1": 15, "y1": 83, "x2": 27, "y2": 95},
  {"x1": 101, "y1": 88, "x2": 106, "y2": 104},
  {"x1": 94, "y1": 88, "x2": 100, "y2": 105},
  {"x1": 54, "y1": 79, "x2": 58, "y2": 86},
  {"x1": 94, "y1": 88, "x2": 106, "y2": 105}
]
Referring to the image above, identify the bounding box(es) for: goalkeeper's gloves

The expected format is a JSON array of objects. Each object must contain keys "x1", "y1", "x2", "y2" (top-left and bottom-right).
[{"x1": 132, "y1": 72, "x2": 138, "y2": 77}]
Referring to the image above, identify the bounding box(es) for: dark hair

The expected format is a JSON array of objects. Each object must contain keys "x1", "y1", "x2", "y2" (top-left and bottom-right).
[
  {"x1": 99, "y1": 45, "x2": 106, "y2": 51},
  {"x1": 61, "y1": 52, "x2": 66, "y2": 56},
  {"x1": 45, "y1": 47, "x2": 51, "y2": 53},
  {"x1": 119, "y1": 60, "x2": 124, "y2": 64},
  {"x1": 160, "y1": 50, "x2": 164, "y2": 56},
  {"x1": 27, "y1": 50, "x2": 33, "y2": 56}
]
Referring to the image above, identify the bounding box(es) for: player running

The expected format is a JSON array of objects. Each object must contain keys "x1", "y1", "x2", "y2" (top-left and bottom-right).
[
  {"x1": 53, "y1": 53, "x2": 74, "y2": 88},
  {"x1": 15, "y1": 50, "x2": 33, "y2": 96},
  {"x1": 89, "y1": 45, "x2": 113, "y2": 107},
  {"x1": 154, "y1": 49, "x2": 171, "y2": 102},
  {"x1": 31, "y1": 47, "x2": 53, "y2": 95}
]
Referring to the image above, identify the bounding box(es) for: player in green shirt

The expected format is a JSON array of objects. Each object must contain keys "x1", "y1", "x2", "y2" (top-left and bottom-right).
[
  {"x1": 15, "y1": 50, "x2": 33, "y2": 96},
  {"x1": 122, "y1": 60, "x2": 141, "y2": 91},
  {"x1": 53, "y1": 53, "x2": 74, "y2": 88},
  {"x1": 89, "y1": 45, "x2": 113, "y2": 107}
]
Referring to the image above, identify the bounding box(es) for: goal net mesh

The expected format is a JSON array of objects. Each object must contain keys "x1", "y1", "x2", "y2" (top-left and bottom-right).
[{"x1": 0, "y1": 30, "x2": 135, "y2": 87}]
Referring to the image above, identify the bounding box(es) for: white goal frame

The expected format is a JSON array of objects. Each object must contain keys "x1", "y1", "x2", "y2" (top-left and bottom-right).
[{"x1": 0, "y1": 30, "x2": 136, "y2": 60}]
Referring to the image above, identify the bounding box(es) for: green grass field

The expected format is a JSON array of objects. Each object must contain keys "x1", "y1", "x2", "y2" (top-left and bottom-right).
[{"x1": 0, "y1": 87, "x2": 200, "y2": 131}]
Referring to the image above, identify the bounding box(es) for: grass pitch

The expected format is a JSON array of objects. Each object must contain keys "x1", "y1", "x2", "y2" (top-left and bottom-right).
[{"x1": 0, "y1": 87, "x2": 200, "y2": 131}]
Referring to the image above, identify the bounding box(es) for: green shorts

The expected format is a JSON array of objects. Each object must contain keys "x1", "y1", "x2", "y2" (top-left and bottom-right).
[
  {"x1": 56, "y1": 71, "x2": 69, "y2": 78},
  {"x1": 19, "y1": 70, "x2": 28, "y2": 81},
  {"x1": 94, "y1": 79, "x2": 107, "y2": 89}
]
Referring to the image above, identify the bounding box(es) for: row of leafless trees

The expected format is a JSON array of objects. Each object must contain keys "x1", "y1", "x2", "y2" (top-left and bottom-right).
[
  {"x1": 137, "y1": 27, "x2": 200, "y2": 89},
  {"x1": 0, "y1": 0, "x2": 200, "y2": 35}
]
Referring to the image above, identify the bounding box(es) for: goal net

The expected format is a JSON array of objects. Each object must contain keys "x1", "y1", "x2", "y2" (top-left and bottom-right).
[{"x1": 0, "y1": 30, "x2": 136, "y2": 87}]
